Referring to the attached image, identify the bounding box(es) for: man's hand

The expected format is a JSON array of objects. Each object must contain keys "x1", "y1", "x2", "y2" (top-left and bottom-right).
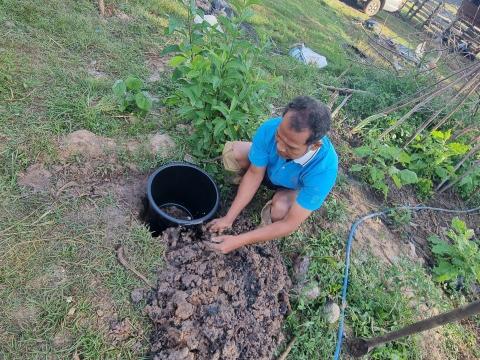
[
  {"x1": 206, "y1": 216, "x2": 234, "y2": 233},
  {"x1": 204, "y1": 235, "x2": 240, "y2": 254}
]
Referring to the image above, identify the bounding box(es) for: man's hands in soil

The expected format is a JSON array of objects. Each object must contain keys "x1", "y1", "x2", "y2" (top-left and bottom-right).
[
  {"x1": 206, "y1": 216, "x2": 233, "y2": 233},
  {"x1": 205, "y1": 235, "x2": 239, "y2": 254}
]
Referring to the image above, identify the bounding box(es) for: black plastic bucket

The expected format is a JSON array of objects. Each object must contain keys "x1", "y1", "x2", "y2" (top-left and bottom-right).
[{"x1": 146, "y1": 162, "x2": 220, "y2": 234}]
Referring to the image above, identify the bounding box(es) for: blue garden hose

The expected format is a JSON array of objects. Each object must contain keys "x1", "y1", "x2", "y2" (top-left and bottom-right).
[{"x1": 333, "y1": 204, "x2": 480, "y2": 360}]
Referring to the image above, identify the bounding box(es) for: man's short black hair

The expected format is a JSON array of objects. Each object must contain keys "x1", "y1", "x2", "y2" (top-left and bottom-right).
[{"x1": 282, "y1": 96, "x2": 331, "y2": 145}]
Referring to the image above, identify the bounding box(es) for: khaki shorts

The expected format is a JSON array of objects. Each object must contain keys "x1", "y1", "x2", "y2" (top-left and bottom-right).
[{"x1": 222, "y1": 141, "x2": 242, "y2": 173}]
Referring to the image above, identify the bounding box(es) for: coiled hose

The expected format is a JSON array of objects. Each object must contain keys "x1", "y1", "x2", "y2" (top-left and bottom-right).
[{"x1": 333, "y1": 204, "x2": 480, "y2": 360}]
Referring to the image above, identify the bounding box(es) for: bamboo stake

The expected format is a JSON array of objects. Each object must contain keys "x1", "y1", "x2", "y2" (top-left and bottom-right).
[
  {"x1": 404, "y1": 71, "x2": 480, "y2": 147},
  {"x1": 379, "y1": 67, "x2": 479, "y2": 139},
  {"x1": 436, "y1": 138, "x2": 480, "y2": 191},
  {"x1": 332, "y1": 94, "x2": 352, "y2": 119},
  {"x1": 437, "y1": 160, "x2": 480, "y2": 194},
  {"x1": 370, "y1": 62, "x2": 480, "y2": 117},
  {"x1": 431, "y1": 79, "x2": 480, "y2": 132},
  {"x1": 348, "y1": 300, "x2": 480, "y2": 357}
]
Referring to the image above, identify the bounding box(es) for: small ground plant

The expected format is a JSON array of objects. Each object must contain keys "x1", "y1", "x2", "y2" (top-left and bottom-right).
[
  {"x1": 112, "y1": 76, "x2": 153, "y2": 115},
  {"x1": 350, "y1": 139, "x2": 418, "y2": 198},
  {"x1": 429, "y1": 217, "x2": 480, "y2": 290},
  {"x1": 408, "y1": 130, "x2": 470, "y2": 197},
  {"x1": 163, "y1": 0, "x2": 277, "y2": 157}
]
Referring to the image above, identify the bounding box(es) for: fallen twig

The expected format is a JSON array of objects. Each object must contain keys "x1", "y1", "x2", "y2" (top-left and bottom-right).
[
  {"x1": 115, "y1": 245, "x2": 155, "y2": 289},
  {"x1": 319, "y1": 84, "x2": 372, "y2": 95},
  {"x1": 98, "y1": 0, "x2": 105, "y2": 16},
  {"x1": 278, "y1": 336, "x2": 296, "y2": 360},
  {"x1": 331, "y1": 94, "x2": 352, "y2": 120}
]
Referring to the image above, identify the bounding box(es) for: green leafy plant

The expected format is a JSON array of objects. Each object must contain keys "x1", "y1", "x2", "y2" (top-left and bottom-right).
[
  {"x1": 163, "y1": 0, "x2": 277, "y2": 157},
  {"x1": 324, "y1": 197, "x2": 347, "y2": 221},
  {"x1": 350, "y1": 139, "x2": 418, "y2": 198},
  {"x1": 408, "y1": 130, "x2": 470, "y2": 197},
  {"x1": 387, "y1": 208, "x2": 412, "y2": 228},
  {"x1": 429, "y1": 217, "x2": 480, "y2": 289},
  {"x1": 112, "y1": 76, "x2": 153, "y2": 115},
  {"x1": 455, "y1": 161, "x2": 480, "y2": 200}
]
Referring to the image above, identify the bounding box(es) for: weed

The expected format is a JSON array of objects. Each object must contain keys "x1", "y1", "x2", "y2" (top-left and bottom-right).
[
  {"x1": 350, "y1": 139, "x2": 418, "y2": 198},
  {"x1": 429, "y1": 217, "x2": 480, "y2": 291},
  {"x1": 324, "y1": 197, "x2": 347, "y2": 221},
  {"x1": 112, "y1": 76, "x2": 153, "y2": 115},
  {"x1": 283, "y1": 229, "x2": 422, "y2": 359},
  {"x1": 409, "y1": 130, "x2": 470, "y2": 198},
  {"x1": 387, "y1": 208, "x2": 412, "y2": 228}
]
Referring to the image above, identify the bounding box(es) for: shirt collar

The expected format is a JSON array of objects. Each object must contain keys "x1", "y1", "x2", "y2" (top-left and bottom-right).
[{"x1": 292, "y1": 147, "x2": 319, "y2": 166}]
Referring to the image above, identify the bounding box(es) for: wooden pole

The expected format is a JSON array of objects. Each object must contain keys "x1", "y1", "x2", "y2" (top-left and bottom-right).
[{"x1": 348, "y1": 300, "x2": 480, "y2": 357}]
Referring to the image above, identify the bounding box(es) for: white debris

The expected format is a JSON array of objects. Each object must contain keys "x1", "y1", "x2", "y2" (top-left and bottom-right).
[{"x1": 289, "y1": 43, "x2": 328, "y2": 69}]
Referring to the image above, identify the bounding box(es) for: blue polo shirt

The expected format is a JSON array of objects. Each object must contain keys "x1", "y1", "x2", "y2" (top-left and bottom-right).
[{"x1": 248, "y1": 117, "x2": 338, "y2": 211}]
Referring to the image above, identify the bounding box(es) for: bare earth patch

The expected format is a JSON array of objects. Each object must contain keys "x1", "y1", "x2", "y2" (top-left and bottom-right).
[{"x1": 145, "y1": 219, "x2": 291, "y2": 360}]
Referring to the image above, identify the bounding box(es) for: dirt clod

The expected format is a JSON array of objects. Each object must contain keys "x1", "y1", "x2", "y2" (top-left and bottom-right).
[
  {"x1": 149, "y1": 133, "x2": 175, "y2": 156},
  {"x1": 60, "y1": 130, "x2": 116, "y2": 160},
  {"x1": 18, "y1": 163, "x2": 52, "y2": 192},
  {"x1": 131, "y1": 288, "x2": 146, "y2": 304},
  {"x1": 145, "y1": 220, "x2": 291, "y2": 359},
  {"x1": 323, "y1": 301, "x2": 340, "y2": 324}
]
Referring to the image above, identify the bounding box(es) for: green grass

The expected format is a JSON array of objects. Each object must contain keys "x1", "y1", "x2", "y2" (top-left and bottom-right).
[{"x1": 1, "y1": 0, "x2": 479, "y2": 358}]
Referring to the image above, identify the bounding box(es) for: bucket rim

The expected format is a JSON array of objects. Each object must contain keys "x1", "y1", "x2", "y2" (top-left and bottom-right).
[{"x1": 146, "y1": 161, "x2": 220, "y2": 226}]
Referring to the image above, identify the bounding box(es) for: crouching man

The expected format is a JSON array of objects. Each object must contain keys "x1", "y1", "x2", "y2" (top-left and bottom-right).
[{"x1": 207, "y1": 96, "x2": 338, "y2": 253}]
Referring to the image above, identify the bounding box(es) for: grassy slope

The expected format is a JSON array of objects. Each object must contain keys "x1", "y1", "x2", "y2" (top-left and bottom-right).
[{"x1": 0, "y1": 0, "x2": 478, "y2": 359}]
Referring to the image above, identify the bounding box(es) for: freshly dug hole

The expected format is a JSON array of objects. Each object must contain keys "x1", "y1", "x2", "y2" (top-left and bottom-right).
[{"x1": 145, "y1": 218, "x2": 291, "y2": 359}]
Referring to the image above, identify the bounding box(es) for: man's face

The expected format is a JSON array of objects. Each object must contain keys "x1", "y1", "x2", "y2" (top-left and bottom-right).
[{"x1": 275, "y1": 111, "x2": 312, "y2": 159}]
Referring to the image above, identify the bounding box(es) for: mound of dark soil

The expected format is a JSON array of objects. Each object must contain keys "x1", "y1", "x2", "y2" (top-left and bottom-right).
[{"x1": 145, "y1": 219, "x2": 291, "y2": 360}]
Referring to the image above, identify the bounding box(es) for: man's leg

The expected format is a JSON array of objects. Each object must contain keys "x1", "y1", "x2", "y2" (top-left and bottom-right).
[
  {"x1": 222, "y1": 141, "x2": 251, "y2": 176},
  {"x1": 270, "y1": 189, "x2": 297, "y2": 222}
]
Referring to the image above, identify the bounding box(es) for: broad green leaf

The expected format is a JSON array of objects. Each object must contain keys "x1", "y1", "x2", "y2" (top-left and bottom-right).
[
  {"x1": 434, "y1": 166, "x2": 449, "y2": 180},
  {"x1": 397, "y1": 151, "x2": 411, "y2": 164},
  {"x1": 112, "y1": 79, "x2": 126, "y2": 97},
  {"x1": 350, "y1": 164, "x2": 364, "y2": 172},
  {"x1": 398, "y1": 169, "x2": 418, "y2": 185},
  {"x1": 161, "y1": 44, "x2": 181, "y2": 55},
  {"x1": 165, "y1": 16, "x2": 182, "y2": 35},
  {"x1": 353, "y1": 146, "x2": 373, "y2": 158},
  {"x1": 125, "y1": 76, "x2": 143, "y2": 91},
  {"x1": 391, "y1": 174, "x2": 402, "y2": 188},
  {"x1": 134, "y1": 92, "x2": 153, "y2": 112},
  {"x1": 431, "y1": 241, "x2": 452, "y2": 256},
  {"x1": 433, "y1": 260, "x2": 458, "y2": 282},
  {"x1": 447, "y1": 142, "x2": 470, "y2": 155},
  {"x1": 169, "y1": 55, "x2": 187, "y2": 67},
  {"x1": 451, "y1": 217, "x2": 468, "y2": 235}
]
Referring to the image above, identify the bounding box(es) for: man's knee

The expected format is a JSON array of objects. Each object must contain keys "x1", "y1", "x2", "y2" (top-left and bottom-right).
[
  {"x1": 232, "y1": 141, "x2": 251, "y2": 170},
  {"x1": 271, "y1": 193, "x2": 291, "y2": 222}
]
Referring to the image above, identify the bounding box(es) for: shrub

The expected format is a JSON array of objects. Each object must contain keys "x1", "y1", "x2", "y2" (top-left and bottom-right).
[{"x1": 163, "y1": 0, "x2": 277, "y2": 157}]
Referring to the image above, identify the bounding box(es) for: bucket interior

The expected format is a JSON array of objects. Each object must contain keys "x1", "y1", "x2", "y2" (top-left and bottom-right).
[{"x1": 149, "y1": 165, "x2": 218, "y2": 220}]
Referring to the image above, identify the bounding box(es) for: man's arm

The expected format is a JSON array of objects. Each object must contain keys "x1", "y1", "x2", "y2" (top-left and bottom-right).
[
  {"x1": 208, "y1": 202, "x2": 311, "y2": 254},
  {"x1": 207, "y1": 164, "x2": 266, "y2": 232}
]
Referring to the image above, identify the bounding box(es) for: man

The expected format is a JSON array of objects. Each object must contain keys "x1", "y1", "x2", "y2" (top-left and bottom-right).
[{"x1": 207, "y1": 96, "x2": 338, "y2": 254}]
